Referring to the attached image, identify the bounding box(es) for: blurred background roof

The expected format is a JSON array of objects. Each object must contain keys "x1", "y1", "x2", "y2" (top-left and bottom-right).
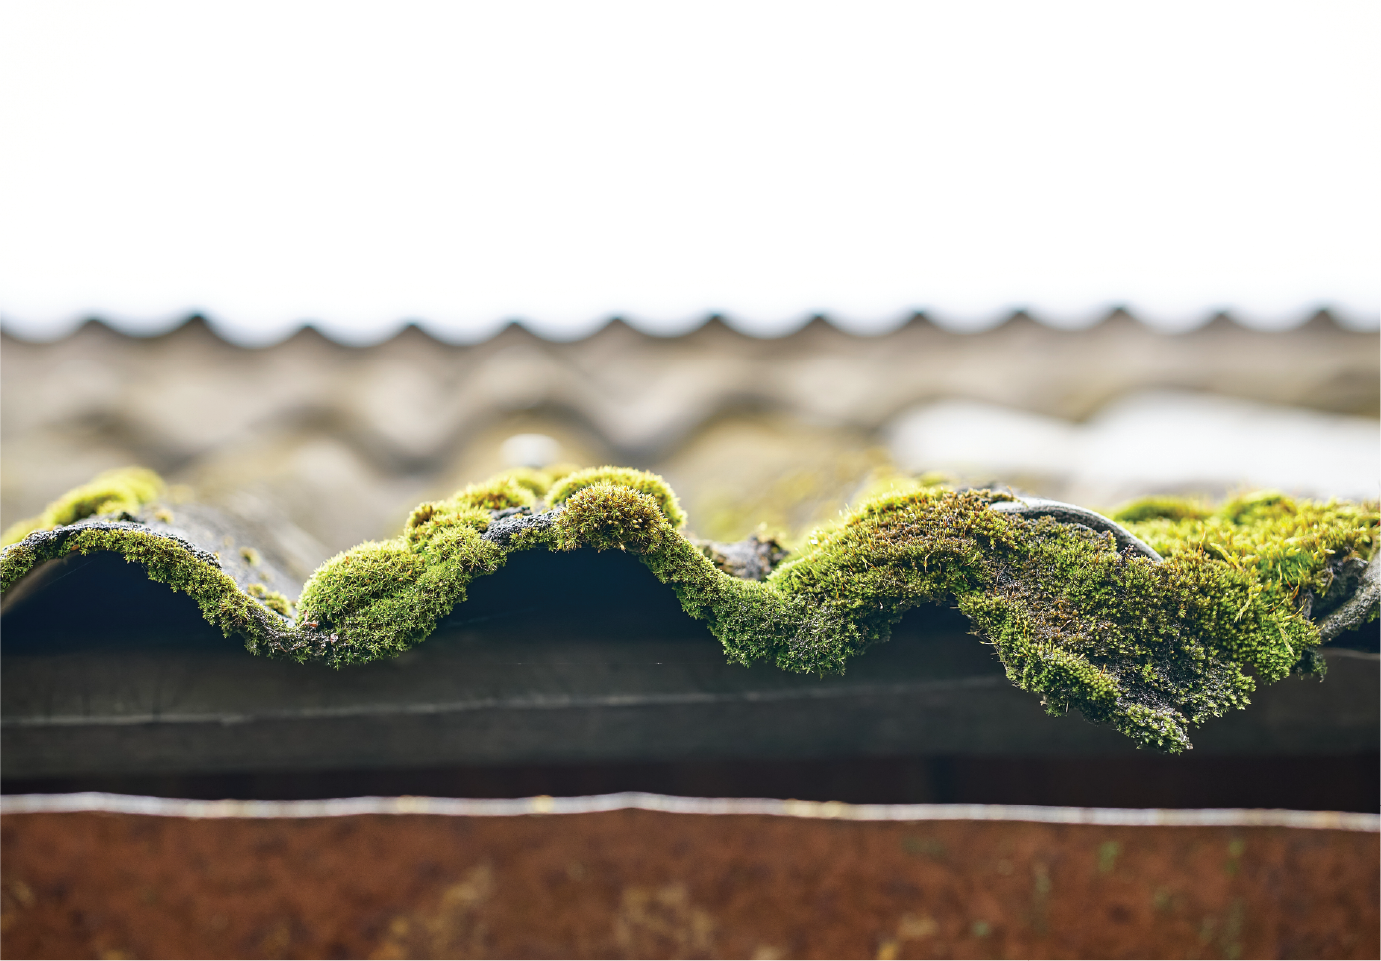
[
  {"x1": 3, "y1": 312, "x2": 1375, "y2": 581},
  {"x1": 1, "y1": 2, "x2": 1376, "y2": 578}
]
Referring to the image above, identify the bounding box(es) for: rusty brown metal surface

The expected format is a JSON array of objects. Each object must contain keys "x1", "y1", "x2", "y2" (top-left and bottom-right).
[{"x1": 3, "y1": 807, "x2": 1377, "y2": 958}]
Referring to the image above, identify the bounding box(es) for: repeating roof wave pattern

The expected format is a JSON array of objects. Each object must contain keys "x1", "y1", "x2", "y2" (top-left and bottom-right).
[{"x1": 2, "y1": 466, "x2": 1376, "y2": 755}]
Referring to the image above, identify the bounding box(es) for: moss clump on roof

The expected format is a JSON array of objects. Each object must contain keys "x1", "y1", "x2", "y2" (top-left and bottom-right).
[
  {"x1": 1111, "y1": 496, "x2": 1212, "y2": 524},
  {"x1": 1114, "y1": 491, "x2": 1376, "y2": 613},
  {"x1": 292, "y1": 471, "x2": 1375, "y2": 750},
  {"x1": 495, "y1": 463, "x2": 579, "y2": 498},
  {"x1": 1, "y1": 467, "x2": 164, "y2": 547},
  {"x1": 295, "y1": 505, "x2": 502, "y2": 660},
  {"x1": 0, "y1": 524, "x2": 298, "y2": 645},
  {"x1": 548, "y1": 466, "x2": 687, "y2": 529},
  {"x1": 0, "y1": 469, "x2": 321, "y2": 658},
  {"x1": 291, "y1": 468, "x2": 684, "y2": 661},
  {"x1": 2, "y1": 467, "x2": 1376, "y2": 752},
  {"x1": 246, "y1": 583, "x2": 293, "y2": 617}
]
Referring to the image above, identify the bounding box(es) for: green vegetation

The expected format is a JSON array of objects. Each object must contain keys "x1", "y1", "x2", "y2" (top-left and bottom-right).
[
  {"x1": 1, "y1": 467, "x2": 1376, "y2": 752},
  {"x1": 1113, "y1": 491, "x2": 1377, "y2": 614},
  {"x1": 1, "y1": 525, "x2": 292, "y2": 642},
  {"x1": 269, "y1": 476, "x2": 1381, "y2": 751},
  {"x1": 548, "y1": 466, "x2": 687, "y2": 529},
  {"x1": 498, "y1": 463, "x2": 579, "y2": 498},
  {"x1": 1, "y1": 467, "x2": 163, "y2": 546},
  {"x1": 0, "y1": 466, "x2": 308, "y2": 656},
  {"x1": 246, "y1": 582, "x2": 293, "y2": 617}
]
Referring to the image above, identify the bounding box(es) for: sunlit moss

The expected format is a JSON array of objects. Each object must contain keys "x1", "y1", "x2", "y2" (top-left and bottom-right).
[
  {"x1": 246, "y1": 582, "x2": 293, "y2": 617},
  {"x1": 450, "y1": 476, "x2": 537, "y2": 512},
  {"x1": 295, "y1": 477, "x2": 1375, "y2": 750},
  {"x1": 548, "y1": 466, "x2": 686, "y2": 528},
  {"x1": 0, "y1": 525, "x2": 291, "y2": 639},
  {"x1": 0, "y1": 467, "x2": 164, "y2": 547},
  {"x1": 1115, "y1": 491, "x2": 1378, "y2": 610},
  {"x1": 494, "y1": 464, "x2": 579, "y2": 498},
  {"x1": 3, "y1": 467, "x2": 1376, "y2": 753},
  {"x1": 1111, "y1": 496, "x2": 1212, "y2": 524},
  {"x1": 554, "y1": 484, "x2": 671, "y2": 553},
  {"x1": 284, "y1": 470, "x2": 565, "y2": 660}
]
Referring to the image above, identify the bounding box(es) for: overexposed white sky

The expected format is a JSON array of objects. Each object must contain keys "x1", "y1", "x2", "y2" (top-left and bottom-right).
[{"x1": 1, "y1": 1, "x2": 1376, "y2": 344}]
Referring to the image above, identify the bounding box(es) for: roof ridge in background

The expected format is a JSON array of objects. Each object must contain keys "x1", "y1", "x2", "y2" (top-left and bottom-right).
[{"x1": 1, "y1": 307, "x2": 1375, "y2": 350}]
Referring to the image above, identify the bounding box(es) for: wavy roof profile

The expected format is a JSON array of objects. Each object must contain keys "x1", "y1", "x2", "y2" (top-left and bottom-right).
[
  {"x1": 4, "y1": 311, "x2": 1376, "y2": 460},
  {"x1": 5, "y1": 306, "x2": 1374, "y2": 347},
  {"x1": 4, "y1": 306, "x2": 1377, "y2": 559},
  {"x1": 2, "y1": 466, "x2": 1376, "y2": 755}
]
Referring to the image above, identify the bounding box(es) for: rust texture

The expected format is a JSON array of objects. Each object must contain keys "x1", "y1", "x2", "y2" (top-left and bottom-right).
[{"x1": 2, "y1": 809, "x2": 1376, "y2": 959}]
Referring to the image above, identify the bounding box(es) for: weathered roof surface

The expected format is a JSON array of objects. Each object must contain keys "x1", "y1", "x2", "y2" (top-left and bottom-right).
[
  {"x1": 3, "y1": 310, "x2": 1377, "y2": 561},
  {"x1": 2, "y1": 521, "x2": 1377, "y2": 781},
  {"x1": 3, "y1": 466, "x2": 1376, "y2": 774}
]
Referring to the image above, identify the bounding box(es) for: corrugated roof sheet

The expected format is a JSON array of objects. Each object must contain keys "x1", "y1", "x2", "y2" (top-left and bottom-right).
[{"x1": 4, "y1": 309, "x2": 1376, "y2": 558}]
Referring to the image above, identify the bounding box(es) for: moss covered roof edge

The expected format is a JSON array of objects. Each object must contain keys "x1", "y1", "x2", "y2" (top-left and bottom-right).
[{"x1": 2, "y1": 466, "x2": 1377, "y2": 753}]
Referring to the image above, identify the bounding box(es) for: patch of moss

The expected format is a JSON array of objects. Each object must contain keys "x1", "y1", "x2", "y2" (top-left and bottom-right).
[
  {"x1": 495, "y1": 464, "x2": 579, "y2": 498},
  {"x1": 757, "y1": 492, "x2": 1295, "y2": 746},
  {"x1": 1, "y1": 467, "x2": 164, "y2": 547},
  {"x1": 3, "y1": 468, "x2": 1376, "y2": 753},
  {"x1": 247, "y1": 582, "x2": 293, "y2": 617},
  {"x1": 1111, "y1": 496, "x2": 1212, "y2": 524},
  {"x1": 292, "y1": 478, "x2": 510, "y2": 660},
  {"x1": 449, "y1": 476, "x2": 537, "y2": 512},
  {"x1": 548, "y1": 467, "x2": 686, "y2": 528},
  {"x1": 295, "y1": 476, "x2": 1374, "y2": 750},
  {"x1": 0, "y1": 522, "x2": 296, "y2": 639},
  {"x1": 1115, "y1": 491, "x2": 1378, "y2": 612}
]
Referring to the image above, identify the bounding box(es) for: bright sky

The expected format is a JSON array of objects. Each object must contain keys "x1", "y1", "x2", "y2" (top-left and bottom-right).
[{"x1": 1, "y1": 1, "x2": 1376, "y2": 343}]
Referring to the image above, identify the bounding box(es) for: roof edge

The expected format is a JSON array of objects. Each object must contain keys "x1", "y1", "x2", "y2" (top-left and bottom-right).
[{"x1": 1, "y1": 307, "x2": 1374, "y2": 350}]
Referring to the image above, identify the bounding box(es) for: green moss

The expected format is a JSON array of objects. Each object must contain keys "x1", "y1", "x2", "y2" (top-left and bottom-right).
[
  {"x1": 1, "y1": 467, "x2": 164, "y2": 546},
  {"x1": 494, "y1": 464, "x2": 579, "y2": 497},
  {"x1": 293, "y1": 482, "x2": 505, "y2": 660},
  {"x1": 0, "y1": 525, "x2": 292, "y2": 644},
  {"x1": 3, "y1": 467, "x2": 1377, "y2": 753},
  {"x1": 766, "y1": 491, "x2": 1294, "y2": 738},
  {"x1": 1116, "y1": 491, "x2": 1377, "y2": 609},
  {"x1": 1112, "y1": 496, "x2": 1212, "y2": 524},
  {"x1": 548, "y1": 466, "x2": 686, "y2": 528},
  {"x1": 0, "y1": 468, "x2": 320, "y2": 658},
  {"x1": 298, "y1": 476, "x2": 1373, "y2": 750},
  {"x1": 555, "y1": 484, "x2": 671, "y2": 553},
  {"x1": 450, "y1": 476, "x2": 537, "y2": 512},
  {"x1": 246, "y1": 582, "x2": 293, "y2": 617}
]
